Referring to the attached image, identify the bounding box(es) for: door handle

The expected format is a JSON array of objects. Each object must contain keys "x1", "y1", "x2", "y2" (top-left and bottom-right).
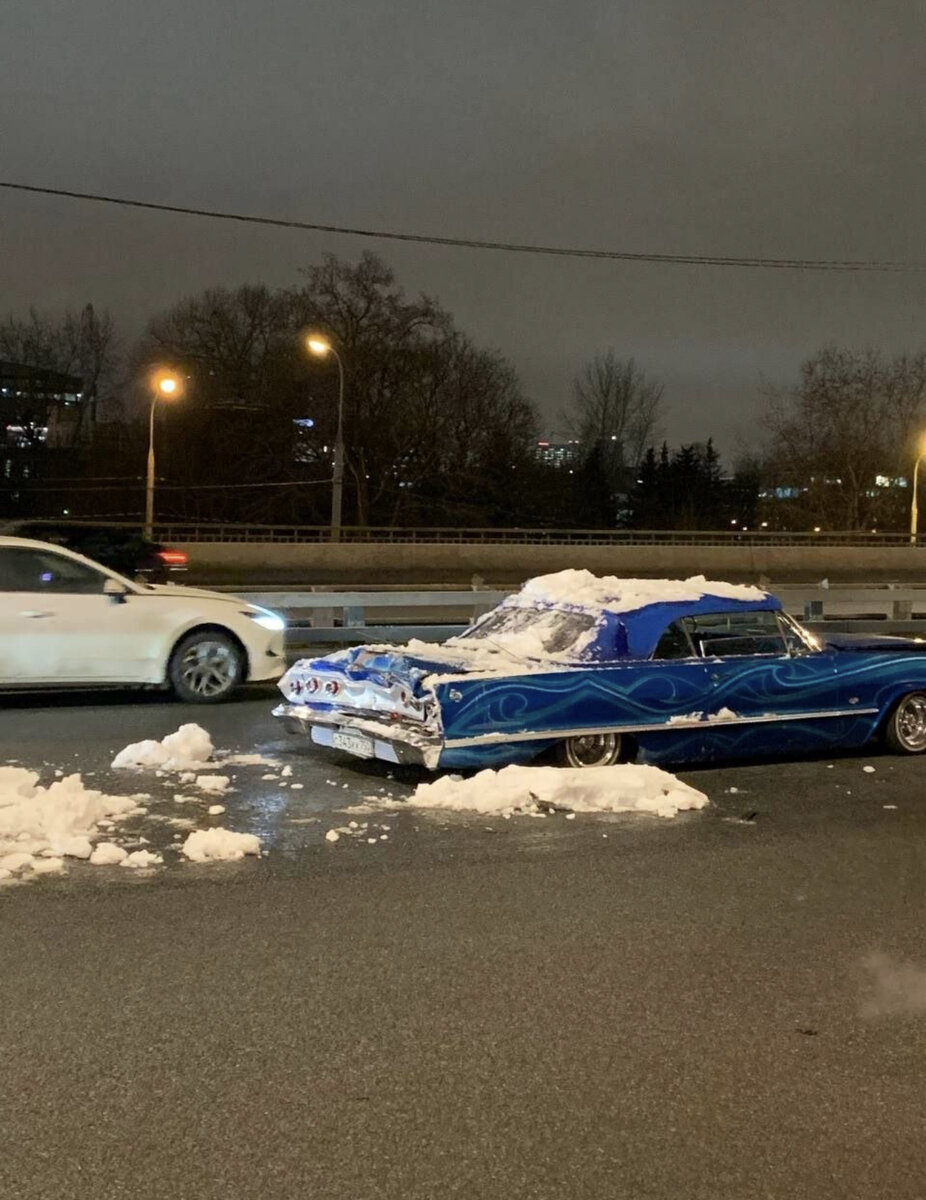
[{"x1": 20, "y1": 610, "x2": 54, "y2": 619}]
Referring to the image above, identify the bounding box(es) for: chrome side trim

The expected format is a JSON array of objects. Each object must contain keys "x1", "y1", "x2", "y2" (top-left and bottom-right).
[{"x1": 442, "y1": 708, "x2": 880, "y2": 749}]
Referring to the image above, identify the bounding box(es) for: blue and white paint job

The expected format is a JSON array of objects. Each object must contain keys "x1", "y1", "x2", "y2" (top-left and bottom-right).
[{"x1": 274, "y1": 571, "x2": 926, "y2": 769}]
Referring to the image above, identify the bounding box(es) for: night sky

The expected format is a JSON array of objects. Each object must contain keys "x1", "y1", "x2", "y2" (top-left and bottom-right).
[{"x1": 4, "y1": 0, "x2": 926, "y2": 457}]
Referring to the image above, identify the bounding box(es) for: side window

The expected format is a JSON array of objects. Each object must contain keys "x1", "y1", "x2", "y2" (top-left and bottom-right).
[
  {"x1": 0, "y1": 548, "x2": 106, "y2": 595},
  {"x1": 684, "y1": 610, "x2": 789, "y2": 658},
  {"x1": 0, "y1": 550, "x2": 38, "y2": 591},
  {"x1": 652, "y1": 621, "x2": 696, "y2": 660}
]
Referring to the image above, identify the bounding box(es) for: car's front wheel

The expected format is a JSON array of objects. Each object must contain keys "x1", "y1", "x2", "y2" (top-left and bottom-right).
[
  {"x1": 169, "y1": 630, "x2": 244, "y2": 703},
  {"x1": 556, "y1": 732, "x2": 623, "y2": 768},
  {"x1": 885, "y1": 692, "x2": 926, "y2": 753}
]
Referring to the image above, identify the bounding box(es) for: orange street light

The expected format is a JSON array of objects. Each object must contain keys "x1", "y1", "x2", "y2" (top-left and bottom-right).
[
  {"x1": 304, "y1": 333, "x2": 346, "y2": 542},
  {"x1": 146, "y1": 369, "x2": 183, "y2": 540}
]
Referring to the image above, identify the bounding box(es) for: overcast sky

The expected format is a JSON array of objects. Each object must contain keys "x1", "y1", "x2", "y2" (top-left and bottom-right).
[{"x1": 4, "y1": 0, "x2": 926, "y2": 458}]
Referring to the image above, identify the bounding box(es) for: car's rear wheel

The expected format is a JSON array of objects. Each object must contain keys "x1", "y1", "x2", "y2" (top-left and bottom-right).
[
  {"x1": 169, "y1": 630, "x2": 244, "y2": 703},
  {"x1": 556, "y1": 732, "x2": 623, "y2": 768},
  {"x1": 885, "y1": 692, "x2": 926, "y2": 753}
]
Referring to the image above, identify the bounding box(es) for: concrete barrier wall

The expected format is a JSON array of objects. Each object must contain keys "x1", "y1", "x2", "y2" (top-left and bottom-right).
[{"x1": 178, "y1": 540, "x2": 926, "y2": 585}]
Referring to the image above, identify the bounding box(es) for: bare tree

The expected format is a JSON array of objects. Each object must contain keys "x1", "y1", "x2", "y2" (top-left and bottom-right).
[
  {"x1": 763, "y1": 347, "x2": 926, "y2": 529},
  {"x1": 564, "y1": 352, "x2": 662, "y2": 495},
  {"x1": 132, "y1": 254, "x2": 539, "y2": 526}
]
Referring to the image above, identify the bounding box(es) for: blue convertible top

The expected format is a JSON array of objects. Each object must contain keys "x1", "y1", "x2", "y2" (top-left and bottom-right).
[{"x1": 614, "y1": 592, "x2": 781, "y2": 659}]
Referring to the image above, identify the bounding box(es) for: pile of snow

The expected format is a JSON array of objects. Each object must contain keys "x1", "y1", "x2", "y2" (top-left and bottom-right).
[
  {"x1": 391, "y1": 572, "x2": 769, "y2": 676},
  {"x1": 0, "y1": 767, "x2": 142, "y2": 877},
  {"x1": 194, "y1": 775, "x2": 231, "y2": 794},
  {"x1": 406, "y1": 763, "x2": 708, "y2": 819},
  {"x1": 112, "y1": 724, "x2": 214, "y2": 770},
  {"x1": 517, "y1": 570, "x2": 766, "y2": 614},
  {"x1": 89, "y1": 842, "x2": 128, "y2": 866},
  {"x1": 181, "y1": 828, "x2": 261, "y2": 862},
  {"x1": 121, "y1": 849, "x2": 163, "y2": 869}
]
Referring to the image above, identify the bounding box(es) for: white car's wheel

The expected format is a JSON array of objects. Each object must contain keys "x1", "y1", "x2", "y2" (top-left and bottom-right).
[
  {"x1": 556, "y1": 732, "x2": 623, "y2": 768},
  {"x1": 169, "y1": 630, "x2": 244, "y2": 703},
  {"x1": 885, "y1": 692, "x2": 926, "y2": 754}
]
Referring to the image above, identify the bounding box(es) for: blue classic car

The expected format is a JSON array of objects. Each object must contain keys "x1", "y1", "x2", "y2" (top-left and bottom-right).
[{"x1": 273, "y1": 570, "x2": 926, "y2": 769}]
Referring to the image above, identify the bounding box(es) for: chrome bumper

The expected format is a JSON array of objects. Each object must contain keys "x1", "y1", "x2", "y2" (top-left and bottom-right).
[{"x1": 273, "y1": 702, "x2": 442, "y2": 768}]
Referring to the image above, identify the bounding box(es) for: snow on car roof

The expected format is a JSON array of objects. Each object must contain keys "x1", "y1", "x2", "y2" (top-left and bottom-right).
[
  {"x1": 506, "y1": 569, "x2": 780, "y2": 661},
  {"x1": 514, "y1": 569, "x2": 769, "y2": 614},
  {"x1": 400, "y1": 571, "x2": 779, "y2": 678}
]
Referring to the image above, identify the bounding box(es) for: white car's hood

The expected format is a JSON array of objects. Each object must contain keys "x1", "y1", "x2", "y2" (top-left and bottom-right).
[{"x1": 144, "y1": 582, "x2": 241, "y2": 604}]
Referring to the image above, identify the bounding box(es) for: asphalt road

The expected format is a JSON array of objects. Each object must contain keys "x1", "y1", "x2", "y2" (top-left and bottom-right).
[{"x1": 2, "y1": 690, "x2": 926, "y2": 1199}]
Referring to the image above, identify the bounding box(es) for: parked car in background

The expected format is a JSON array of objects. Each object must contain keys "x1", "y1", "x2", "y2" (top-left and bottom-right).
[
  {"x1": 0, "y1": 521, "x2": 188, "y2": 583},
  {"x1": 275, "y1": 569, "x2": 926, "y2": 768},
  {"x1": 0, "y1": 536, "x2": 285, "y2": 702}
]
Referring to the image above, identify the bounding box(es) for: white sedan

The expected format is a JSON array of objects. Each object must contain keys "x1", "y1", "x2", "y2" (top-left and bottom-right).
[{"x1": 0, "y1": 536, "x2": 286, "y2": 702}]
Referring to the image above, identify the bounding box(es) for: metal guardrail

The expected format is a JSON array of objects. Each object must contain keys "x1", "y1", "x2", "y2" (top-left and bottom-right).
[
  {"x1": 9, "y1": 516, "x2": 926, "y2": 547},
  {"x1": 162, "y1": 524, "x2": 925, "y2": 547},
  {"x1": 236, "y1": 584, "x2": 926, "y2": 646}
]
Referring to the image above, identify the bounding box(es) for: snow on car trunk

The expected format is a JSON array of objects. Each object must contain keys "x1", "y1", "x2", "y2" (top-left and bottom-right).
[{"x1": 405, "y1": 763, "x2": 708, "y2": 819}]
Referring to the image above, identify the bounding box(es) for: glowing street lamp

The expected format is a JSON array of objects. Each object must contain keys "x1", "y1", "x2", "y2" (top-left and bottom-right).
[
  {"x1": 305, "y1": 334, "x2": 346, "y2": 542},
  {"x1": 145, "y1": 369, "x2": 183, "y2": 540},
  {"x1": 911, "y1": 433, "x2": 926, "y2": 546}
]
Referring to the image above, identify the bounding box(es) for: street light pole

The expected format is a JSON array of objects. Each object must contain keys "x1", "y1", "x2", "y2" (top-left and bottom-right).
[
  {"x1": 145, "y1": 372, "x2": 181, "y2": 541},
  {"x1": 329, "y1": 346, "x2": 346, "y2": 544},
  {"x1": 306, "y1": 336, "x2": 346, "y2": 543},
  {"x1": 912, "y1": 453, "x2": 925, "y2": 546}
]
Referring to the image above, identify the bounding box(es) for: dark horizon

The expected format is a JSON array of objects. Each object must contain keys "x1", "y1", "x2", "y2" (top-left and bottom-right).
[{"x1": 5, "y1": 0, "x2": 926, "y2": 456}]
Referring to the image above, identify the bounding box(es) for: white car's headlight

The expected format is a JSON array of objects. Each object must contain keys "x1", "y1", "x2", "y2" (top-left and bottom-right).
[{"x1": 242, "y1": 608, "x2": 286, "y2": 633}]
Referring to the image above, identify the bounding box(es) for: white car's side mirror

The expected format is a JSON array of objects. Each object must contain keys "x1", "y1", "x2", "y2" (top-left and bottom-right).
[{"x1": 103, "y1": 577, "x2": 129, "y2": 604}]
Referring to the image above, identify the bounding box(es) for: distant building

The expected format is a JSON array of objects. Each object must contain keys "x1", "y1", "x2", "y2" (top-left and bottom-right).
[
  {"x1": 0, "y1": 360, "x2": 86, "y2": 450},
  {"x1": 535, "y1": 437, "x2": 581, "y2": 469}
]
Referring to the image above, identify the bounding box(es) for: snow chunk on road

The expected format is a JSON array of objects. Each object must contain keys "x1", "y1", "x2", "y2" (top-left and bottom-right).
[
  {"x1": 407, "y1": 763, "x2": 708, "y2": 819},
  {"x1": 0, "y1": 852, "x2": 36, "y2": 873},
  {"x1": 32, "y1": 857, "x2": 65, "y2": 875},
  {"x1": 0, "y1": 768, "x2": 140, "y2": 860},
  {"x1": 195, "y1": 775, "x2": 231, "y2": 794},
  {"x1": 112, "y1": 724, "x2": 214, "y2": 770},
  {"x1": 120, "y1": 849, "x2": 163, "y2": 869},
  {"x1": 181, "y1": 828, "x2": 261, "y2": 862},
  {"x1": 89, "y1": 843, "x2": 128, "y2": 866}
]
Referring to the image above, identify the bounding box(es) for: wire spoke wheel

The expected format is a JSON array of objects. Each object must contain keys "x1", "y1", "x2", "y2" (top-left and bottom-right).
[
  {"x1": 557, "y1": 732, "x2": 622, "y2": 768},
  {"x1": 887, "y1": 692, "x2": 926, "y2": 753},
  {"x1": 170, "y1": 632, "x2": 242, "y2": 703}
]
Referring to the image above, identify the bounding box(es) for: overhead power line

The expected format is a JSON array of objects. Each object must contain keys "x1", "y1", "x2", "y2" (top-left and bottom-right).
[
  {"x1": 1, "y1": 179, "x2": 923, "y2": 273},
  {"x1": 3, "y1": 478, "x2": 331, "y2": 494}
]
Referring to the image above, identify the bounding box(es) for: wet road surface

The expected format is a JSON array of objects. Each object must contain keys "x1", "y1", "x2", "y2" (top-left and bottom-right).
[{"x1": 2, "y1": 689, "x2": 926, "y2": 1198}]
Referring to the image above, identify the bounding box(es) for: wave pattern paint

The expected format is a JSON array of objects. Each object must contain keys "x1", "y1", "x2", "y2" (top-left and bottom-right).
[{"x1": 276, "y1": 575, "x2": 926, "y2": 769}]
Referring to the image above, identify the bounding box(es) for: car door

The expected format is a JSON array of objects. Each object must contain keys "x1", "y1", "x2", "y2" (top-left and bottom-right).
[
  {"x1": 685, "y1": 610, "x2": 841, "y2": 756},
  {"x1": 0, "y1": 546, "x2": 148, "y2": 683}
]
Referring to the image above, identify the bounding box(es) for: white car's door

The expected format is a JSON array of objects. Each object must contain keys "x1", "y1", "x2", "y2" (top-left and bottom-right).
[{"x1": 0, "y1": 545, "x2": 151, "y2": 683}]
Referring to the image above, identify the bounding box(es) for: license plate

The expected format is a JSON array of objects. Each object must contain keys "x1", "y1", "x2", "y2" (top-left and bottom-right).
[{"x1": 332, "y1": 730, "x2": 375, "y2": 758}]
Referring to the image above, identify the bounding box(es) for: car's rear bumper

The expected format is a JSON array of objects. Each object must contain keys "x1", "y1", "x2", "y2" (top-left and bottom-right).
[{"x1": 273, "y1": 702, "x2": 442, "y2": 767}]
